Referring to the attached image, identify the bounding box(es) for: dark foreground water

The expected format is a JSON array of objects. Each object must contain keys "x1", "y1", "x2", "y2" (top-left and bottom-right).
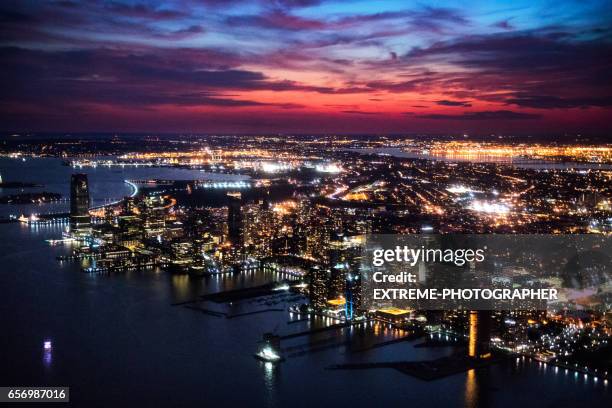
[{"x1": 0, "y1": 158, "x2": 610, "y2": 407}]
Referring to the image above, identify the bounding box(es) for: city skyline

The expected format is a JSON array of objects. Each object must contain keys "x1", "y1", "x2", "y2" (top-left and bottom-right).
[{"x1": 1, "y1": 0, "x2": 612, "y2": 135}]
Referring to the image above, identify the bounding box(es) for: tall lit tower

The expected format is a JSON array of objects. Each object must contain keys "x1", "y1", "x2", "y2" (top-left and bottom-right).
[
  {"x1": 345, "y1": 272, "x2": 361, "y2": 320},
  {"x1": 468, "y1": 310, "x2": 492, "y2": 359},
  {"x1": 70, "y1": 173, "x2": 91, "y2": 235},
  {"x1": 227, "y1": 192, "x2": 243, "y2": 247}
]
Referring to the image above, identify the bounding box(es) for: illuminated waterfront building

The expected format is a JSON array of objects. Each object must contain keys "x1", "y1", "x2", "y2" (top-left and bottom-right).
[
  {"x1": 468, "y1": 310, "x2": 492, "y2": 359},
  {"x1": 69, "y1": 173, "x2": 91, "y2": 236},
  {"x1": 167, "y1": 241, "x2": 194, "y2": 273},
  {"x1": 345, "y1": 272, "x2": 361, "y2": 320},
  {"x1": 376, "y1": 307, "x2": 412, "y2": 324}
]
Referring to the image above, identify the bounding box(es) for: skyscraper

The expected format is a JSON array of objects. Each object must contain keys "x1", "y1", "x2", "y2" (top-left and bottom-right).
[
  {"x1": 227, "y1": 193, "x2": 243, "y2": 247},
  {"x1": 327, "y1": 235, "x2": 363, "y2": 318},
  {"x1": 70, "y1": 173, "x2": 91, "y2": 235},
  {"x1": 309, "y1": 266, "x2": 329, "y2": 311},
  {"x1": 468, "y1": 310, "x2": 492, "y2": 359},
  {"x1": 345, "y1": 272, "x2": 361, "y2": 320}
]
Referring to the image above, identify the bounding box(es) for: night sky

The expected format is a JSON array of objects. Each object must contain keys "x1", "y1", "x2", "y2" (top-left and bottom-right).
[{"x1": 1, "y1": 0, "x2": 612, "y2": 135}]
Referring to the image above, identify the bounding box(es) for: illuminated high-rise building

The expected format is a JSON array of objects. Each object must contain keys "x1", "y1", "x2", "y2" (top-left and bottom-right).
[
  {"x1": 345, "y1": 272, "x2": 361, "y2": 320},
  {"x1": 70, "y1": 173, "x2": 91, "y2": 235},
  {"x1": 327, "y1": 235, "x2": 363, "y2": 318},
  {"x1": 104, "y1": 205, "x2": 115, "y2": 226},
  {"x1": 468, "y1": 310, "x2": 492, "y2": 359},
  {"x1": 309, "y1": 266, "x2": 328, "y2": 310},
  {"x1": 328, "y1": 263, "x2": 346, "y2": 300},
  {"x1": 227, "y1": 193, "x2": 243, "y2": 247},
  {"x1": 123, "y1": 196, "x2": 136, "y2": 215}
]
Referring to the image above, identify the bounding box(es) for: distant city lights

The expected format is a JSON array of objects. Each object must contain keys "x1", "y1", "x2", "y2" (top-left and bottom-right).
[
  {"x1": 468, "y1": 200, "x2": 511, "y2": 214},
  {"x1": 446, "y1": 185, "x2": 481, "y2": 194},
  {"x1": 315, "y1": 163, "x2": 342, "y2": 173},
  {"x1": 199, "y1": 181, "x2": 250, "y2": 189},
  {"x1": 261, "y1": 162, "x2": 291, "y2": 173}
]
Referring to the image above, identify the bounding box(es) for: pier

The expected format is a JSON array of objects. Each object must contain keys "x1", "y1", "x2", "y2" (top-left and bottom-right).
[{"x1": 328, "y1": 353, "x2": 506, "y2": 381}]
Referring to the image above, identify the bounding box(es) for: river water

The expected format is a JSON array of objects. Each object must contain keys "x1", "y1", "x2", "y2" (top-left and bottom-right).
[{"x1": 0, "y1": 157, "x2": 609, "y2": 407}]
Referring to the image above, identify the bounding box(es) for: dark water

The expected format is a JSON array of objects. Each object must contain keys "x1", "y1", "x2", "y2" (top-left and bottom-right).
[{"x1": 0, "y1": 159, "x2": 610, "y2": 407}]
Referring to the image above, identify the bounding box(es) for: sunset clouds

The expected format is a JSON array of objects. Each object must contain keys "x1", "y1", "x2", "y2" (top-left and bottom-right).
[{"x1": 1, "y1": 0, "x2": 611, "y2": 134}]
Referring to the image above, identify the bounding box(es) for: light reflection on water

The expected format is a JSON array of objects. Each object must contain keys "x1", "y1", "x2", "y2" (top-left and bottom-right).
[
  {"x1": 465, "y1": 369, "x2": 478, "y2": 408},
  {"x1": 42, "y1": 347, "x2": 53, "y2": 369},
  {"x1": 262, "y1": 361, "x2": 279, "y2": 407}
]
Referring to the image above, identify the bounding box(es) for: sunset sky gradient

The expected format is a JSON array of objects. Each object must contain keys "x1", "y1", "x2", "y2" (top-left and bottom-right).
[{"x1": 1, "y1": 0, "x2": 612, "y2": 135}]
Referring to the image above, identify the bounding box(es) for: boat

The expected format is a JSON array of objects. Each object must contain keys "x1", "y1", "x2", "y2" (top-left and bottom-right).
[{"x1": 254, "y1": 347, "x2": 284, "y2": 363}]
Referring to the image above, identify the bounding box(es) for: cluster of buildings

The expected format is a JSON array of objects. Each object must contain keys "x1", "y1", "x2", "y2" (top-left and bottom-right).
[{"x1": 44, "y1": 133, "x2": 609, "y2": 370}]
